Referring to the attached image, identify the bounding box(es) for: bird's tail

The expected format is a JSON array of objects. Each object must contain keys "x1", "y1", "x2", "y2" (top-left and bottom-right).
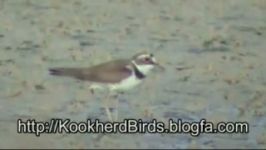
[{"x1": 49, "y1": 67, "x2": 81, "y2": 78}]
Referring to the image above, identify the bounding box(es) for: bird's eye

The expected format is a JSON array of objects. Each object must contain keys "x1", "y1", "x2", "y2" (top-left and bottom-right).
[{"x1": 144, "y1": 57, "x2": 150, "y2": 61}]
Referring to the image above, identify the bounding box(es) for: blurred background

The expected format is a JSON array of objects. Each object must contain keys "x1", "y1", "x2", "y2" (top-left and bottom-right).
[{"x1": 0, "y1": 0, "x2": 265, "y2": 148}]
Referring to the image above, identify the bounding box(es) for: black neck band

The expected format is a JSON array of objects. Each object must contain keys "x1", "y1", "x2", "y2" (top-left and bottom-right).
[{"x1": 132, "y1": 64, "x2": 146, "y2": 79}]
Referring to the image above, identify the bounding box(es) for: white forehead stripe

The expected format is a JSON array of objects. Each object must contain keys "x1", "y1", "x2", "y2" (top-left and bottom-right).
[{"x1": 137, "y1": 54, "x2": 150, "y2": 59}]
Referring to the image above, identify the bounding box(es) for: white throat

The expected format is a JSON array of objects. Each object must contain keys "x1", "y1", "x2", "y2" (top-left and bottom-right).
[{"x1": 132, "y1": 61, "x2": 154, "y2": 76}]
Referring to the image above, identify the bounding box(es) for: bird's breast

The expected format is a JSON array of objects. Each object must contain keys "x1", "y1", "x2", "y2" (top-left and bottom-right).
[{"x1": 108, "y1": 74, "x2": 142, "y2": 91}]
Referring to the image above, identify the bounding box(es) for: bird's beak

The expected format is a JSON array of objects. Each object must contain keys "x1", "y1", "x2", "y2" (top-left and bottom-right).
[
  {"x1": 155, "y1": 62, "x2": 165, "y2": 71},
  {"x1": 151, "y1": 57, "x2": 165, "y2": 71}
]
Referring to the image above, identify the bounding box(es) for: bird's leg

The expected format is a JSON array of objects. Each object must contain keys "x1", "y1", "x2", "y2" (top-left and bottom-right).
[
  {"x1": 113, "y1": 94, "x2": 119, "y2": 121},
  {"x1": 104, "y1": 92, "x2": 113, "y2": 122},
  {"x1": 90, "y1": 83, "x2": 113, "y2": 121}
]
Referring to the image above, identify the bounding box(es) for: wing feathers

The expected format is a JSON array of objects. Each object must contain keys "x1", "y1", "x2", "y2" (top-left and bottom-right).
[{"x1": 49, "y1": 59, "x2": 133, "y2": 83}]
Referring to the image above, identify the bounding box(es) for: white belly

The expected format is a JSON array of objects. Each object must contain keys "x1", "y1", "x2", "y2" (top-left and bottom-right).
[{"x1": 108, "y1": 74, "x2": 142, "y2": 91}]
